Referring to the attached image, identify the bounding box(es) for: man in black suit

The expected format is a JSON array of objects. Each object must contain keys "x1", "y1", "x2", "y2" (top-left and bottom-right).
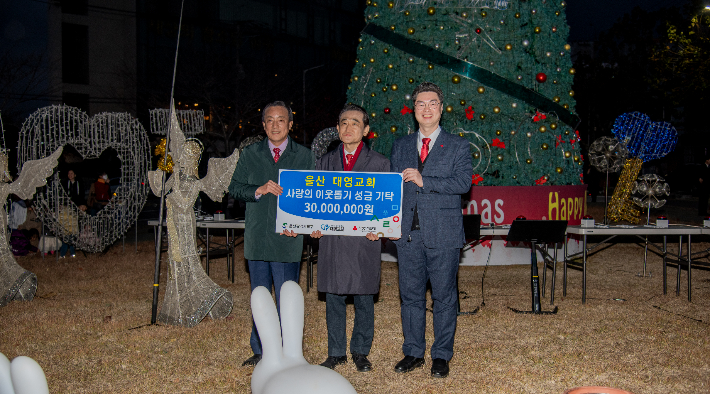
[
  {"x1": 389, "y1": 82, "x2": 473, "y2": 378},
  {"x1": 310, "y1": 104, "x2": 390, "y2": 373}
]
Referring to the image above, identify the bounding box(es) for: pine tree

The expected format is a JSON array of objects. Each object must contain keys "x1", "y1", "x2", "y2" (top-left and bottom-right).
[{"x1": 346, "y1": 0, "x2": 582, "y2": 186}]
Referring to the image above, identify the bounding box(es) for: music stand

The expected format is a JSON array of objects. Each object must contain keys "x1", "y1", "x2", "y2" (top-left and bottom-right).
[
  {"x1": 458, "y1": 214, "x2": 481, "y2": 315},
  {"x1": 506, "y1": 219, "x2": 567, "y2": 315}
]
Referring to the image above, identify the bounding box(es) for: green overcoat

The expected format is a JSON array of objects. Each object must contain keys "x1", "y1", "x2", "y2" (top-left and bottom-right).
[{"x1": 229, "y1": 137, "x2": 315, "y2": 262}]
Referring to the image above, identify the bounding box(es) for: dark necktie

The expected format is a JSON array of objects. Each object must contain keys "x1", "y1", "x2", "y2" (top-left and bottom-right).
[{"x1": 273, "y1": 148, "x2": 281, "y2": 163}]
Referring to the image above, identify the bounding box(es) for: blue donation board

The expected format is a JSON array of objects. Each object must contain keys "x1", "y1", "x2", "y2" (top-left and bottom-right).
[{"x1": 276, "y1": 170, "x2": 403, "y2": 237}]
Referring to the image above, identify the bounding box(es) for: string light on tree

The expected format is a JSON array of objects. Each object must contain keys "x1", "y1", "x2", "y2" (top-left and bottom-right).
[{"x1": 346, "y1": 0, "x2": 580, "y2": 186}]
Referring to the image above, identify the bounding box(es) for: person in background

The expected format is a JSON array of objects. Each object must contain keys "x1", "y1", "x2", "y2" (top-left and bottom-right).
[
  {"x1": 228, "y1": 101, "x2": 315, "y2": 367},
  {"x1": 64, "y1": 169, "x2": 87, "y2": 211},
  {"x1": 698, "y1": 156, "x2": 710, "y2": 216},
  {"x1": 310, "y1": 104, "x2": 389, "y2": 372},
  {"x1": 388, "y1": 82, "x2": 473, "y2": 379},
  {"x1": 88, "y1": 172, "x2": 111, "y2": 215}
]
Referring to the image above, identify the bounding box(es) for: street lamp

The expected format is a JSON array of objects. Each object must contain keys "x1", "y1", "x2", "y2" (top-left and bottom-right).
[{"x1": 302, "y1": 64, "x2": 325, "y2": 146}]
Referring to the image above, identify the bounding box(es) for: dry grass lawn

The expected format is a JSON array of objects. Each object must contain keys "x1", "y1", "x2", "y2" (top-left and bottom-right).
[{"x1": 1, "y1": 228, "x2": 710, "y2": 393}]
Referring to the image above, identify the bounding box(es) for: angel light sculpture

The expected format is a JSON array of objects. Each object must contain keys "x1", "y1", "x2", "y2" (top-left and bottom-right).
[
  {"x1": 148, "y1": 112, "x2": 239, "y2": 327},
  {"x1": 0, "y1": 147, "x2": 62, "y2": 306}
]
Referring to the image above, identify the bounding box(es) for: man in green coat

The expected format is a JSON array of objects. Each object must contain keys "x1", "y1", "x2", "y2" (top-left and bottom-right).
[{"x1": 229, "y1": 101, "x2": 315, "y2": 366}]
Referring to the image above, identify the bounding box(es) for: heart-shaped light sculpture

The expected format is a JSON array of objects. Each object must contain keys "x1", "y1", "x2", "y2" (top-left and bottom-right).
[{"x1": 17, "y1": 105, "x2": 150, "y2": 253}]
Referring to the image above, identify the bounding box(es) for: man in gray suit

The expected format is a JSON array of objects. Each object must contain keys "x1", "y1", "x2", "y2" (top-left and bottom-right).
[
  {"x1": 310, "y1": 104, "x2": 390, "y2": 372},
  {"x1": 389, "y1": 82, "x2": 473, "y2": 378}
]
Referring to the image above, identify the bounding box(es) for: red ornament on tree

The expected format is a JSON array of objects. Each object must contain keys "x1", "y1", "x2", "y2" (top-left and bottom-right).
[
  {"x1": 475, "y1": 28, "x2": 482, "y2": 34},
  {"x1": 384, "y1": 107, "x2": 391, "y2": 114},
  {"x1": 535, "y1": 72, "x2": 547, "y2": 83}
]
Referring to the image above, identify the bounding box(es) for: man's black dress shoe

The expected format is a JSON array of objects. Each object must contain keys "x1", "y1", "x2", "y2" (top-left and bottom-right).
[
  {"x1": 320, "y1": 355, "x2": 347, "y2": 369},
  {"x1": 351, "y1": 353, "x2": 372, "y2": 372},
  {"x1": 241, "y1": 354, "x2": 262, "y2": 366},
  {"x1": 430, "y1": 358, "x2": 449, "y2": 378},
  {"x1": 394, "y1": 355, "x2": 425, "y2": 373}
]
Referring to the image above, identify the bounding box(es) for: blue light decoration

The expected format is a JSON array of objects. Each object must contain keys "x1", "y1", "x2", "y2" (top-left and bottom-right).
[{"x1": 612, "y1": 112, "x2": 678, "y2": 162}]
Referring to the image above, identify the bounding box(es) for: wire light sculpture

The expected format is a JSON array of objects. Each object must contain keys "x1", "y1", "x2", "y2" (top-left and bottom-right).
[
  {"x1": 16, "y1": 105, "x2": 151, "y2": 253},
  {"x1": 147, "y1": 107, "x2": 239, "y2": 327},
  {"x1": 588, "y1": 136, "x2": 629, "y2": 224},
  {"x1": 150, "y1": 108, "x2": 204, "y2": 136},
  {"x1": 311, "y1": 127, "x2": 340, "y2": 160},
  {"x1": 1, "y1": 147, "x2": 63, "y2": 306}
]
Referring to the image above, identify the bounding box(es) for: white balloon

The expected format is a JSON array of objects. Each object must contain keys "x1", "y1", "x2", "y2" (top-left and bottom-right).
[
  {"x1": 0, "y1": 353, "x2": 15, "y2": 394},
  {"x1": 10, "y1": 357, "x2": 48, "y2": 394},
  {"x1": 250, "y1": 281, "x2": 357, "y2": 394}
]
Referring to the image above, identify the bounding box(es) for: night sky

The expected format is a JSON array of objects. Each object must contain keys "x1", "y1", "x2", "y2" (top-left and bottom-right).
[{"x1": 566, "y1": 0, "x2": 693, "y2": 41}]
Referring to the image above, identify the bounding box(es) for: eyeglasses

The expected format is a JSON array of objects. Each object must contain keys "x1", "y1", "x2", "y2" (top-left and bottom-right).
[{"x1": 414, "y1": 100, "x2": 440, "y2": 110}]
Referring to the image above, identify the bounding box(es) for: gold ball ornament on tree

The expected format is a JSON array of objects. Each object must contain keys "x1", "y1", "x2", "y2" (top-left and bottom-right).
[
  {"x1": 564, "y1": 44, "x2": 571, "y2": 51},
  {"x1": 477, "y1": 86, "x2": 485, "y2": 94},
  {"x1": 369, "y1": 58, "x2": 375, "y2": 63},
  {"x1": 391, "y1": 84, "x2": 398, "y2": 91},
  {"x1": 569, "y1": 67, "x2": 576, "y2": 74},
  {"x1": 387, "y1": 1, "x2": 394, "y2": 8},
  {"x1": 389, "y1": 25, "x2": 396, "y2": 31},
  {"x1": 479, "y1": 114, "x2": 486, "y2": 120},
  {"x1": 427, "y1": 64, "x2": 434, "y2": 70},
  {"x1": 445, "y1": 105, "x2": 453, "y2": 113},
  {"x1": 534, "y1": 26, "x2": 542, "y2": 33},
  {"x1": 505, "y1": 44, "x2": 512, "y2": 50},
  {"x1": 390, "y1": 126, "x2": 397, "y2": 133},
  {"x1": 473, "y1": 152, "x2": 480, "y2": 159},
  {"x1": 539, "y1": 125, "x2": 547, "y2": 133},
  {"x1": 370, "y1": 112, "x2": 376, "y2": 118},
  {"x1": 376, "y1": 78, "x2": 382, "y2": 83},
  {"x1": 371, "y1": 132, "x2": 379, "y2": 138},
  {"x1": 510, "y1": 130, "x2": 516, "y2": 136},
  {"x1": 564, "y1": 151, "x2": 572, "y2": 158},
  {"x1": 387, "y1": 64, "x2": 393, "y2": 69},
  {"x1": 562, "y1": 104, "x2": 569, "y2": 109},
  {"x1": 569, "y1": 90, "x2": 575, "y2": 97},
  {"x1": 407, "y1": 27, "x2": 415, "y2": 35},
  {"x1": 564, "y1": 130, "x2": 570, "y2": 135},
  {"x1": 427, "y1": 7, "x2": 435, "y2": 15},
  {"x1": 550, "y1": 123, "x2": 558, "y2": 130},
  {"x1": 495, "y1": 130, "x2": 502, "y2": 136},
  {"x1": 526, "y1": 158, "x2": 533, "y2": 164},
  {"x1": 370, "y1": 93, "x2": 376, "y2": 97},
  {"x1": 515, "y1": 12, "x2": 520, "y2": 18},
  {"x1": 452, "y1": 75, "x2": 461, "y2": 84},
  {"x1": 541, "y1": 143, "x2": 549, "y2": 150},
  {"x1": 461, "y1": 11, "x2": 468, "y2": 18},
  {"x1": 573, "y1": 155, "x2": 580, "y2": 162},
  {"x1": 408, "y1": 78, "x2": 414, "y2": 83},
  {"x1": 382, "y1": 86, "x2": 387, "y2": 92},
  {"x1": 496, "y1": 154, "x2": 503, "y2": 161},
  {"x1": 553, "y1": 96, "x2": 560, "y2": 102},
  {"x1": 480, "y1": 10, "x2": 487, "y2": 17},
  {"x1": 353, "y1": 76, "x2": 359, "y2": 81},
  {"x1": 460, "y1": 100, "x2": 466, "y2": 106},
  {"x1": 404, "y1": 10, "x2": 410, "y2": 16},
  {"x1": 555, "y1": 167, "x2": 563, "y2": 174},
  {"x1": 383, "y1": 48, "x2": 389, "y2": 54},
  {"x1": 459, "y1": 132, "x2": 464, "y2": 137},
  {"x1": 493, "y1": 106, "x2": 500, "y2": 114}
]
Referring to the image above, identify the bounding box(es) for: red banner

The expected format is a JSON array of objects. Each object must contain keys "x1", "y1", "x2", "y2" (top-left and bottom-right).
[{"x1": 463, "y1": 185, "x2": 587, "y2": 225}]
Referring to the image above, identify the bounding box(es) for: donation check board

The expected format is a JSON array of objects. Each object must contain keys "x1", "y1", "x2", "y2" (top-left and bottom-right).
[{"x1": 276, "y1": 170, "x2": 403, "y2": 237}]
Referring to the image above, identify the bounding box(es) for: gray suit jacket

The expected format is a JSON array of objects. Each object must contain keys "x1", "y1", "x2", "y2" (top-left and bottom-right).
[
  {"x1": 316, "y1": 143, "x2": 390, "y2": 294},
  {"x1": 389, "y1": 130, "x2": 473, "y2": 249}
]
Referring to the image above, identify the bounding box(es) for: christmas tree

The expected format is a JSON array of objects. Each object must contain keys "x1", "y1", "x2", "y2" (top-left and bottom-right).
[{"x1": 346, "y1": 0, "x2": 581, "y2": 186}]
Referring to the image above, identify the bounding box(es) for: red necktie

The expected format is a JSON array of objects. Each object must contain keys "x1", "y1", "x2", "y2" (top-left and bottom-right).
[
  {"x1": 420, "y1": 138, "x2": 431, "y2": 162},
  {"x1": 273, "y1": 147, "x2": 281, "y2": 163},
  {"x1": 346, "y1": 154, "x2": 354, "y2": 166}
]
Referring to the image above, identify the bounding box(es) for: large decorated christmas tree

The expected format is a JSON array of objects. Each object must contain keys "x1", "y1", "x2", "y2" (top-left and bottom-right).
[{"x1": 346, "y1": 0, "x2": 581, "y2": 186}]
